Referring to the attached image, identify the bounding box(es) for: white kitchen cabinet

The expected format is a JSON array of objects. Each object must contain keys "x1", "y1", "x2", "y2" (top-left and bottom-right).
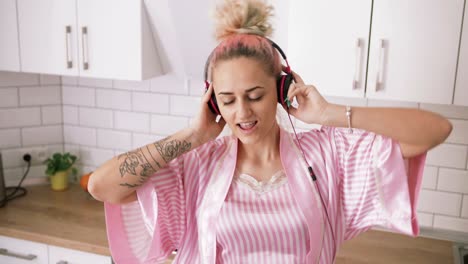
[
  {"x1": 0, "y1": 235, "x2": 112, "y2": 264},
  {"x1": 17, "y1": 0, "x2": 162, "y2": 81},
  {"x1": 288, "y1": 0, "x2": 464, "y2": 105},
  {"x1": 288, "y1": 0, "x2": 372, "y2": 99},
  {"x1": 0, "y1": 0, "x2": 21, "y2": 72},
  {"x1": 49, "y1": 245, "x2": 112, "y2": 264},
  {"x1": 454, "y1": 2, "x2": 468, "y2": 106},
  {"x1": 366, "y1": 0, "x2": 464, "y2": 104},
  {"x1": 0, "y1": 235, "x2": 48, "y2": 264}
]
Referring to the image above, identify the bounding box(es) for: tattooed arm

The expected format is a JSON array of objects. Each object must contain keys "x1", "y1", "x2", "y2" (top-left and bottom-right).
[{"x1": 88, "y1": 128, "x2": 203, "y2": 204}]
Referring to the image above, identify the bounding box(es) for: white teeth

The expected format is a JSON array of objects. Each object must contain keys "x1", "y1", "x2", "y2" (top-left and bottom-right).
[{"x1": 239, "y1": 121, "x2": 256, "y2": 129}]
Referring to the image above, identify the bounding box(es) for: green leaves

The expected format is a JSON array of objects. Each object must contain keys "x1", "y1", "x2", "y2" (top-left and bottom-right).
[{"x1": 43, "y1": 152, "x2": 78, "y2": 176}]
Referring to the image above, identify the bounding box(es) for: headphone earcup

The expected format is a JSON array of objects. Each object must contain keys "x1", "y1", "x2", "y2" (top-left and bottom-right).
[
  {"x1": 205, "y1": 85, "x2": 220, "y2": 115},
  {"x1": 277, "y1": 73, "x2": 294, "y2": 107}
]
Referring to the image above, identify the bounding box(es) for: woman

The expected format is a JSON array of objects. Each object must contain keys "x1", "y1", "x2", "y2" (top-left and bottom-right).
[{"x1": 89, "y1": 0, "x2": 452, "y2": 263}]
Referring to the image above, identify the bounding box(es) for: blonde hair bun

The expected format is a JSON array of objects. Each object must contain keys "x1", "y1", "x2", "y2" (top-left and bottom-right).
[{"x1": 213, "y1": 0, "x2": 274, "y2": 41}]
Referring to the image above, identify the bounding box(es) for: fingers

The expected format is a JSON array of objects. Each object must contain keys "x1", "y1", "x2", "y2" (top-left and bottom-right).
[{"x1": 202, "y1": 83, "x2": 214, "y2": 103}]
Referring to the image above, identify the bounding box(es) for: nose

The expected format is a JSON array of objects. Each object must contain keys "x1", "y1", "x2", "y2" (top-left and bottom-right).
[{"x1": 236, "y1": 99, "x2": 253, "y2": 118}]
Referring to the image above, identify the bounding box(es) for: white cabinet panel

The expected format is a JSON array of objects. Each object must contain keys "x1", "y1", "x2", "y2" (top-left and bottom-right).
[
  {"x1": 454, "y1": 2, "x2": 468, "y2": 106},
  {"x1": 0, "y1": 0, "x2": 21, "y2": 71},
  {"x1": 17, "y1": 0, "x2": 162, "y2": 80},
  {"x1": 366, "y1": 0, "x2": 464, "y2": 104},
  {"x1": 288, "y1": 0, "x2": 372, "y2": 98},
  {"x1": 0, "y1": 235, "x2": 48, "y2": 264},
  {"x1": 17, "y1": 0, "x2": 79, "y2": 76},
  {"x1": 48, "y1": 245, "x2": 112, "y2": 264}
]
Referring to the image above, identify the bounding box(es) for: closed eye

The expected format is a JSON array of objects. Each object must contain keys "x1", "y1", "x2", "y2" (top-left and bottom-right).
[{"x1": 222, "y1": 96, "x2": 263, "y2": 106}]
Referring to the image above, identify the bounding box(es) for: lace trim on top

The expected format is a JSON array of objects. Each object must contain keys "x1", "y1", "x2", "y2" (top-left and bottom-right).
[{"x1": 234, "y1": 169, "x2": 287, "y2": 194}]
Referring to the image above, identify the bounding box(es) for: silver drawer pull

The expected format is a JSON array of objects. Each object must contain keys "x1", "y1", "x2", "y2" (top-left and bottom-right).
[
  {"x1": 57, "y1": 261, "x2": 69, "y2": 264},
  {"x1": 0, "y1": 248, "x2": 37, "y2": 260}
]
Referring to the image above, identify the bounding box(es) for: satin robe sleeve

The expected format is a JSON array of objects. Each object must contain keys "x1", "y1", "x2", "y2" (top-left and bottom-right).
[
  {"x1": 324, "y1": 126, "x2": 427, "y2": 241},
  {"x1": 103, "y1": 145, "x2": 206, "y2": 264}
]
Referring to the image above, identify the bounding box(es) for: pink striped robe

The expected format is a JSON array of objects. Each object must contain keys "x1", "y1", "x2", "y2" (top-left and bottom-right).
[{"x1": 104, "y1": 126, "x2": 427, "y2": 263}]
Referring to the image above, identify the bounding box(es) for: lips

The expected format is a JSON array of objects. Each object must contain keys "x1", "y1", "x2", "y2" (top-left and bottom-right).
[{"x1": 237, "y1": 121, "x2": 258, "y2": 130}]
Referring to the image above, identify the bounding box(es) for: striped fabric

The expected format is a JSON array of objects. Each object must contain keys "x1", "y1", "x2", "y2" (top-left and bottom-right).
[{"x1": 105, "y1": 126, "x2": 426, "y2": 263}]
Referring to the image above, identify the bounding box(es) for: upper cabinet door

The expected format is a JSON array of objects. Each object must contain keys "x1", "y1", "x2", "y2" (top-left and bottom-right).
[
  {"x1": 17, "y1": 0, "x2": 78, "y2": 75},
  {"x1": 287, "y1": 0, "x2": 372, "y2": 98},
  {"x1": 76, "y1": 0, "x2": 162, "y2": 80},
  {"x1": 366, "y1": 0, "x2": 464, "y2": 104},
  {"x1": 0, "y1": 0, "x2": 21, "y2": 72},
  {"x1": 454, "y1": 3, "x2": 468, "y2": 106}
]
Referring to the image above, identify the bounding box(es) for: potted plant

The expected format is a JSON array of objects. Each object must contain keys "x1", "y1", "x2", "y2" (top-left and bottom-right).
[{"x1": 44, "y1": 152, "x2": 78, "y2": 191}]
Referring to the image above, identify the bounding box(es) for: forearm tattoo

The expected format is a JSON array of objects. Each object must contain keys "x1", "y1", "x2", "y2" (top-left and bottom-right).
[
  {"x1": 117, "y1": 148, "x2": 156, "y2": 188},
  {"x1": 154, "y1": 137, "x2": 192, "y2": 163},
  {"x1": 117, "y1": 137, "x2": 192, "y2": 189}
]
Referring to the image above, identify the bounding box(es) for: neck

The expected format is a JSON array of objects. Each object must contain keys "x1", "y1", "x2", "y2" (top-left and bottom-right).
[{"x1": 238, "y1": 122, "x2": 281, "y2": 163}]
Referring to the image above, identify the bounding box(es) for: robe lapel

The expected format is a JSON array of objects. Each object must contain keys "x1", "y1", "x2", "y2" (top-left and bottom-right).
[
  {"x1": 279, "y1": 128, "x2": 325, "y2": 263},
  {"x1": 197, "y1": 136, "x2": 238, "y2": 264}
]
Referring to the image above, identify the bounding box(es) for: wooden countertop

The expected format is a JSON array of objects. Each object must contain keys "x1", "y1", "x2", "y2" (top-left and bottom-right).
[{"x1": 0, "y1": 184, "x2": 109, "y2": 256}]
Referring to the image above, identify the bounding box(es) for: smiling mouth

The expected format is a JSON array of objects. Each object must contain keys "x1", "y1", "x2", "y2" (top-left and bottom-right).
[{"x1": 237, "y1": 121, "x2": 258, "y2": 130}]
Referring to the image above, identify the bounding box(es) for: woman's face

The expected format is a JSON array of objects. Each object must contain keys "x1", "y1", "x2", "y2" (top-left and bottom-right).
[{"x1": 212, "y1": 57, "x2": 278, "y2": 144}]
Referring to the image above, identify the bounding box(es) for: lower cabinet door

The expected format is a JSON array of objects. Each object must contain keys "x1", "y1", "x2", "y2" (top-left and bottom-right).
[
  {"x1": 0, "y1": 235, "x2": 48, "y2": 264},
  {"x1": 48, "y1": 245, "x2": 112, "y2": 264}
]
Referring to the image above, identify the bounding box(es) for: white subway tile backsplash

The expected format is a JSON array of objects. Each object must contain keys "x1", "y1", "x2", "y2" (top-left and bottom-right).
[
  {"x1": 422, "y1": 166, "x2": 438, "y2": 190},
  {"x1": 324, "y1": 96, "x2": 367, "y2": 107},
  {"x1": 3, "y1": 167, "x2": 23, "y2": 183},
  {"x1": 62, "y1": 86, "x2": 95, "y2": 107},
  {"x1": 418, "y1": 189, "x2": 462, "y2": 216},
  {"x1": 367, "y1": 99, "x2": 419, "y2": 108},
  {"x1": 0, "y1": 129, "x2": 21, "y2": 148},
  {"x1": 0, "y1": 72, "x2": 38, "y2": 87},
  {"x1": 79, "y1": 107, "x2": 113, "y2": 128},
  {"x1": 462, "y1": 196, "x2": 468, "y2": 218},
  {"x1": 61, "y1": 76, "x2": 78, "y2": 86},
  {"x1": 421, "y1": 103, "x2": 468, "y2": 120},
  {"x1": 433, "y1": 215, "x2": 468, "y2": 233},
  {"x1": 97, "y1": 129, "x2": 132, "y2": 150},
  {"x1": 426, "y1": 143, "x2": 468, "y2": 169},
  {"x1": 79, "y1": 146, "x2": 114, "y2": 166},
  {"x1": 170, "y1": 95, "x2": 200, "y2": 117},
  {"x1": 39, "y1": 74, "x2": 61, "y2": 85},
  {"x1": 150, "y1": 74, "x2": 187, "y2": 95},
  {"x1": 64, "y1": 144, "x2": 80, "y2": 157},
  {"x1": 22, "y1": 125, "x2": 63, "y2": 146},
  {"x1": 1, "y1": 148, "x2": 25, "y2": 168},
  {"x1": 151, "y1": 114, "x2": 188, "y2": 135},
  {"x1": 26, "y1": 164, "x2": 47, "y2": 178},
  {"x1": 132, "y1": 133, "x2": 164, "y2": 149},
  {"x1": 189, "y1": 78, "x2": 205, "y2": 96},
  {"x1": 114, "y1": 111, "x2": 150, "y2": 133},
  {"x1": 78, "y1": 77, "x2": 113, "y2": 88},
  {"x1": 114, "y1": 79, "x2": 151, "y2": 91},
  {"x1": 0, "y1": 108, "x2": 41, "y2": 128},
  {"x1": 438, "y1": 168, "x2": 468, "y2": 194},
  {"x1": 0, "y1": 88, "x2": 18, "y2": 108},
  {"x1": 445, "y1": 119, "x2": 468, "y2": 144},
  {"x1": 132, "y1": 92, "x2": 169, "y2": 114},
  {"x1": 42, "y1": 106, "x2": 62, "y2": 125},
  {"x1": 417, "y1": 212, "x2": 434, "y2": 227},
  {"x1": 63, "y1": 106, "x2": 79, "y2": 125},
  {"x1": 63, "y1": 125, "x2": 96, "y2": 146},
  {"x1": 19, "y1": 86, "x2": 61, "y2": 106},
  {"x1": 96, "y1": 89, "x2": 131, "y2": 110}
]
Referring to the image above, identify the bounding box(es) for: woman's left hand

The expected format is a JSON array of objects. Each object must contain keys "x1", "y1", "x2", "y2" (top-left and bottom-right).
[{"x1": 285, "y1": 70, "x2": 329, "y2": 125}]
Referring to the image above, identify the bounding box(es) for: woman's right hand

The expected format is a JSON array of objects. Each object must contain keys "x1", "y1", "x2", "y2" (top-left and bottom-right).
[{"x1": 190, "y1": 83, "x2": 226, "y2": 145}]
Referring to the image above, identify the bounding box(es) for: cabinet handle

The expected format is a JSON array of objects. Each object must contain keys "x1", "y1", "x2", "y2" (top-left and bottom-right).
[
  {"x1": 57, "y1": 261, "x2": 68, "y2": 264},
  {"x1": 0, "y1": 248, "x2": 37, "y2": 260},
  {"x1": 82, "y1": 26, "x2": 89, "y2": 70},
  {"x1": 353, "y1": 38, "x2": 362, "y2": 89},
  {"x1": 375, "y1": 39, "x2": 385, "y2": 91},
  {"x1": 65, "y1": 26, "x2": 73, "y2": 69}
]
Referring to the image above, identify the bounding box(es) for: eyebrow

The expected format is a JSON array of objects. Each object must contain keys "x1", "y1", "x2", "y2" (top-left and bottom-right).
[{"x1": 218, "y1": 86, "x2": 264, "y2": 96}]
